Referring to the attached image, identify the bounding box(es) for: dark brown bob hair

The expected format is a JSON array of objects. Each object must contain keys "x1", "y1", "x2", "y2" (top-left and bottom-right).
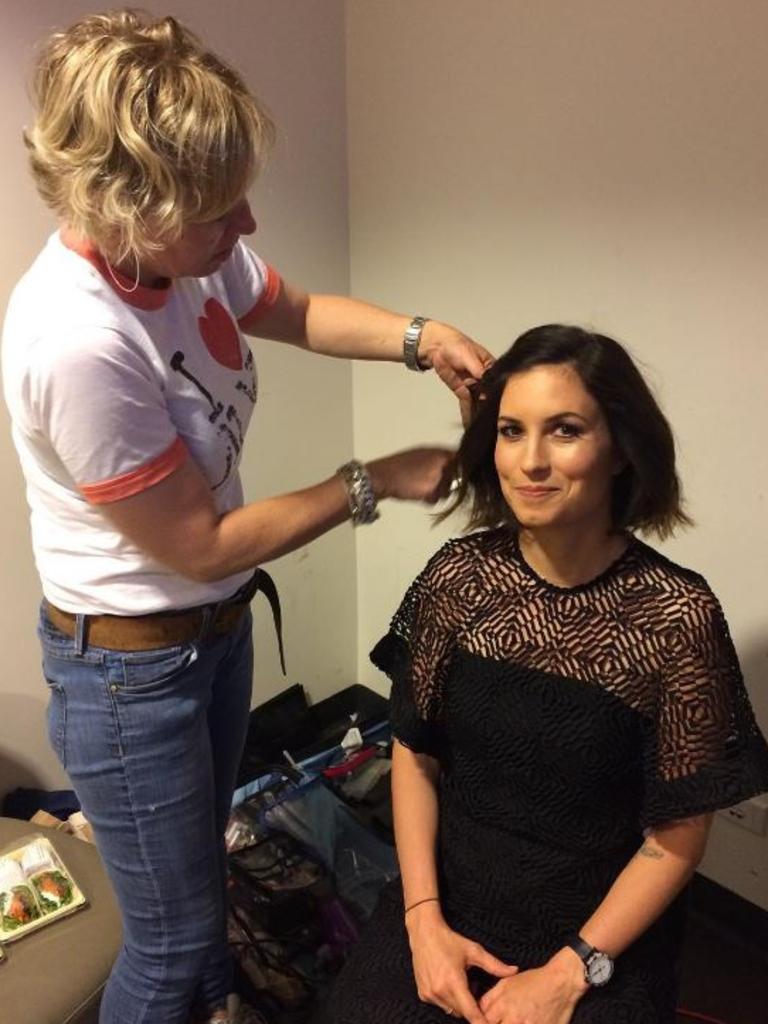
[{"x1": 445, "y1": 324, "x2": 691, "y2": 540}]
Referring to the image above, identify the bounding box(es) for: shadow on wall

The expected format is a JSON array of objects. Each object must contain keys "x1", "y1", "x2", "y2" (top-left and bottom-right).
[{"x1": 0, "y1": 692, "x2": 68, "y2": 800}]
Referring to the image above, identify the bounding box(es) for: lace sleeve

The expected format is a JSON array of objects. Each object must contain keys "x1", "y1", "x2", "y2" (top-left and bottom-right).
[
  {"x1": 640, "y1": 589, "x2": 768, "y2": 827},
  {"x1": 370, "y1": 541, "x2": 474, "y2": 757}
]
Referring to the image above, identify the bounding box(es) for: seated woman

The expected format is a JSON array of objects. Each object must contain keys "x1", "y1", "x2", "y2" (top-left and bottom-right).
[{"x1": 327, "y1": 324, "x2": 768, "y2": 1024}]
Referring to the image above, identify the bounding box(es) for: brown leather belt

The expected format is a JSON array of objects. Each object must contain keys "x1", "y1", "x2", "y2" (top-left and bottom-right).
[
  {"x1": 44, "y1": 599, "x2": 249, "y2": 652},
  {"x1": 43, "y1": 568, "x2": 287, "y2": 667}
]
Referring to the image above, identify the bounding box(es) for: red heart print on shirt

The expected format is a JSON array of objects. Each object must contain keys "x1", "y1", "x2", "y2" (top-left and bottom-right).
[{"x1": 198, "y1": 298, "x2": 243, "y2": 370}]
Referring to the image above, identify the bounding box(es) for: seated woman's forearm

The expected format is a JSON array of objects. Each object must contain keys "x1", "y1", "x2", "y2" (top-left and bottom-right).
[
  {"x1": 392, "y1": 742, "x2": 442, "y2": 911},
  {"x1": 576, "y1": 815, "x2": 712, "y2": 959},
  {"x1": 542, "y1": 814, "x2": 712, "y2": 999}
]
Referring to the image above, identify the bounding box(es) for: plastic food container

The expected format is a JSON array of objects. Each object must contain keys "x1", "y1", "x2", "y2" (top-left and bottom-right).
[{"x1": 0, "y1": 834, "x2": 87, "y2": 943}]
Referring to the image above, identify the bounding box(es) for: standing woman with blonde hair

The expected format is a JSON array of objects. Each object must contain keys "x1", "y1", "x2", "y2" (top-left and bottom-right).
[{"x1": 2, "y1": 10, "x2": 493, "y2": 1024}]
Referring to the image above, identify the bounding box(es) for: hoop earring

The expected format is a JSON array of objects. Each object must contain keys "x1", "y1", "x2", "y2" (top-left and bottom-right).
[{"x1": 105, "y1": 250, "x2": 141, "y2": 294}]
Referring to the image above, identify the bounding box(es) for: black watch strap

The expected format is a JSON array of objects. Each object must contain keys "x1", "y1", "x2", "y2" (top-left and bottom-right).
[
  {"x1": 566, "y1": 934, "x2": 595, "y2": 962},
  {"x1": 565, "y1": 934, "x2": 614, "y2": 987}
]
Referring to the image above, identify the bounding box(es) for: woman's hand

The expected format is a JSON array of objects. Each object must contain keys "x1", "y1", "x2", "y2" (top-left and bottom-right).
[
  {"x1": 407, "y1": 902, "x2": 518, "y2": 1024},
  {"x1": 366, "y1": 447, "x2": 456, "y2": 504},
  {"x1": 479, "y1": 949, "x2": 588, "y2": 1024},
  {"x1": 418, "y1": 322, "x2": 495, "y2": 421}
]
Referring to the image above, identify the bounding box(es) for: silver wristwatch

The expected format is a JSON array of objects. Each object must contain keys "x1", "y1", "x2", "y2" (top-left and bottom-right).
[
  {"x1": 565, "y1": 935, "x2": 614, "y2": 987},
  {"x1": 403, "y1": 316, "x2": 430, "y2": 371},
  {"x1": 337, "y1": 460, "x2": 380, "y2": 526}
]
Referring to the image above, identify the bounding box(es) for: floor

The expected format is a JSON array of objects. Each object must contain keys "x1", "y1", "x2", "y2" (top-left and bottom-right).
[{"x1": 676, "y1": 909, "x2": 768, "y2": 1024}]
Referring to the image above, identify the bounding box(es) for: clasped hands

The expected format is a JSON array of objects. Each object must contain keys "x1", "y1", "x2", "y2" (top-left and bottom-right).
[{"x1": 407, "y1": 904, "x2": 587, "y2": 1024}]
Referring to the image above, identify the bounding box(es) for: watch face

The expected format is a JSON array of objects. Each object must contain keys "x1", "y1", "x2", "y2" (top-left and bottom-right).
[{"x1": 587, "y1": 952, "x2": 614, "y2": 986}]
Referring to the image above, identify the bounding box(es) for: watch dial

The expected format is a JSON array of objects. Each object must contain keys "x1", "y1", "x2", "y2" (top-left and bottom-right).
[{"x1": 588, "y1": 953, "x2": 614, "y2": 985}]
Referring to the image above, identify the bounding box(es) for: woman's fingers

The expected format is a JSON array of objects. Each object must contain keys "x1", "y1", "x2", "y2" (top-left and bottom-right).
[
  {"x1": 366, "y1": 447, "x2": 454, "y2": 504},
  {"x1": 418, "y1": 967, "x2": 490, "y2": 1024},
  {"x1": 478, "y1": 987, "x2": 495, "y2": 1013},
  {"x1": 451, "y1": 986, "x2": 493, "y2": 1024},
  {"x1": 427, "y1": 985, "x2": 490, "y2": 1024},
  {"x1": 459, "y1": 392, "x2": 473, "y2": 428},
  {"x1": 477, "y1": 986, "x2": 506, "y2": 1023},
  {"x1": 433, "y1": 362, "x2": 476, "y2": 400},
  {"x1": 432, "y1": 336, "x2": 495, "y2": 384},
  {"x1": 413, "y1": 926, "x2": 513, "y2": 1024},
  {"x1": 467, "y1": 944, "x2": 519, "y2": 979}
]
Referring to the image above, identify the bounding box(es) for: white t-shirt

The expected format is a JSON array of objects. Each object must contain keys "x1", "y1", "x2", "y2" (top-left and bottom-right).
[{"x1": 2, "y1": 230, "x2": 281, "y2": 614}]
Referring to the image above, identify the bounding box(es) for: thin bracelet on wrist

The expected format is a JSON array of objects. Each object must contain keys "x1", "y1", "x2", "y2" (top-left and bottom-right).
[
  {"x1": 403, "y1": 315, "x2": 430, "y2": 372},
  {"x1": 337, "y1": 459, "x2": 380, "y2": 526},
  {"x1": 404, "y1": 895, "x2": 440, "y2": 916}
]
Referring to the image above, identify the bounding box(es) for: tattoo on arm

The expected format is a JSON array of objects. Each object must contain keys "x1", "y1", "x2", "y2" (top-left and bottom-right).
[{"x1": 638, "y1": 843, "x2": 665, "y2": 860}]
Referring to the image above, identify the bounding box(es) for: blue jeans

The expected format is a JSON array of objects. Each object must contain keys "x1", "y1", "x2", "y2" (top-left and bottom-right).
[{"x1": 39, "y1": 605, "x2": 254, "y2": 1024}]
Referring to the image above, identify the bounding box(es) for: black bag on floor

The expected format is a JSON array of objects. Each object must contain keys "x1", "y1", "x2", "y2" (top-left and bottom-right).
[{"x1": 237, "y1": 684, "x2": 389, "y2": 787}]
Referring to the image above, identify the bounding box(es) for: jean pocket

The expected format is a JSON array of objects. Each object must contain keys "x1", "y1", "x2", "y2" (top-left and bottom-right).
[
  {"x1": 115, "y1": 643, "x2": 199, "y2": 695},
  {"x1": 43, "y1": 678, "x2": 68, "y2": 768}
]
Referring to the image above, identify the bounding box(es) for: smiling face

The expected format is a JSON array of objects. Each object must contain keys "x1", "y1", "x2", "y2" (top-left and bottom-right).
[
  {"x1": 494, "y1": 362, "x2": 622, "y2": 534},
  {"x1": 134, "y1": 198, "x2": 258, "y2": 283}
]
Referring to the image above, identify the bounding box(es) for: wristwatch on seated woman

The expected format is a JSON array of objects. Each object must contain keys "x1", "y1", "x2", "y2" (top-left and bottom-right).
[{"x1": 565, "y1": 935, "x2": 614, "y2": 986}]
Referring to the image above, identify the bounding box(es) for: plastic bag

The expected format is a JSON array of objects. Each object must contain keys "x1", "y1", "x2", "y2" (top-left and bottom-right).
[{"x1": 258, "y1": 778, "x2": 398, "y2": 921}]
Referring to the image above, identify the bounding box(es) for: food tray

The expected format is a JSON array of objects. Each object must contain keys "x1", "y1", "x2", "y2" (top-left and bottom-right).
[{"x1": 0, "y1": 833, "x2": 87, "y2": 942}]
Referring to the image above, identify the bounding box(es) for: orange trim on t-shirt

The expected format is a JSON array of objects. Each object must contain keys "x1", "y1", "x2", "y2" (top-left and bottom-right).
[
  {"x1": 237, "y1": 265, "x2": 282, "y2": 329},
  {"x1": 60, "y1": 228, "x2": 172, "y2": 311},
  {"x1": 80, "y1": 437, "x2": 188, "y2": 505}
]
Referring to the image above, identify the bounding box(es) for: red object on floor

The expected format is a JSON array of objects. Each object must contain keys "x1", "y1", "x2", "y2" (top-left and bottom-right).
[
  {"x1": 676, "y1": 1009, "x2": 731, "y2": 1024},
  {"x1": 321, "y1": 746, "x2": 379, "y2": 779}
]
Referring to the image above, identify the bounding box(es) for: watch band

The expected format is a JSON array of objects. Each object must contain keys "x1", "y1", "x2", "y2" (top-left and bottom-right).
[
  {"x1": 337, "y1": 460, "x2": 380, "y2": 526},
  {"x1": 567, "y1": 935, "x2": 594, "y2": 962},
  {"x1": 565, "y1": 934, "x2": 614, "y2": 987},
  {"x1": 403, "y1": 315, "x2": 430, "y2": 371}
]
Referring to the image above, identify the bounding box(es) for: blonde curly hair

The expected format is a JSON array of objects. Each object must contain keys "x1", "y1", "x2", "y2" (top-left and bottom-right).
[{"x1": 25, "y1": 8, "x2": 276, "y2": 263}]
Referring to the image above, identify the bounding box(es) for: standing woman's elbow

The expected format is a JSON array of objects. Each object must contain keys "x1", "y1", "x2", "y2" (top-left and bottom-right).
[{"x1": 99, "y1": 459, "x2": 236, "y2": 584}]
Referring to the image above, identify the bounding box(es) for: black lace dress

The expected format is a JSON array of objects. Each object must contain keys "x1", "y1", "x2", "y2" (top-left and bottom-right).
[{"x1": 327, "y1": 530, "x2": 768, "y2": 1023}]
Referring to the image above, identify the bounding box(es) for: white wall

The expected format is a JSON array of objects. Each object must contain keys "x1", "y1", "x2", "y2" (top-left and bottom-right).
[
  {"x1": 347, "y1": 0, "x2": 768, "y2": 908},
  {"x1": 0, "y1": 0, "x2": 355, "y2": 794}
]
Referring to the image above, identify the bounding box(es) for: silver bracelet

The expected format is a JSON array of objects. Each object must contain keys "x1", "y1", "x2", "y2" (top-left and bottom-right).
[
  {"x1": 337, "y1": 460, "x2": 380, "y2": 526},
  {"x1": 403, "y1": 315, "x2": 430, "y2": 372}
]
